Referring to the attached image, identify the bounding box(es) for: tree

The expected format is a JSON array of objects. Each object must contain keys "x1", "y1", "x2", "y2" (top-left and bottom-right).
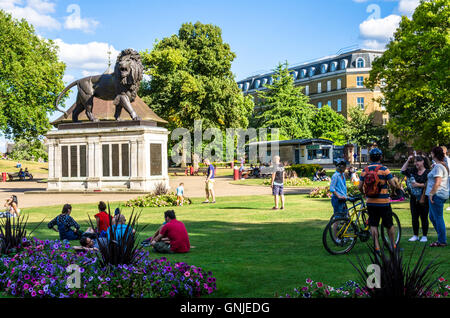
[
  {"x1": 10, "y1": 138, "x2": 48, "y2": 161},
  {"x1": 310, "y1": 105, "x2": 347, "y2": 145},
  {"x1": 252, "y1": 62, "x2": 316, "y2": 139},
  {"x1": 344, "y1": 106, "x2": 389, "y2": 163},
  {"x1": 140, "y1": 22, "x2": 254, "y2": 133},
  {"x1": 366, "y1": 0, "x2": 449, "y2": 149},
  {"x1": 0, "y1": 10, "x2": 66, "y2": 140}
]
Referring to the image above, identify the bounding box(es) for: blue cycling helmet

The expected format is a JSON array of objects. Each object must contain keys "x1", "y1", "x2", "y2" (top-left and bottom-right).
[
  {"x1": 369, "y1": 148, "x2": 383, "y2": 156},
  {"x1": 335, "y1": 159, "x2": 347, "y2": 167}
]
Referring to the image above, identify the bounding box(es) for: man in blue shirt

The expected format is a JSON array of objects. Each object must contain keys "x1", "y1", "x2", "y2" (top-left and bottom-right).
[
  {"x1": 203, "y1": 158, "x2": 216, "y2": 204},
  {"x1": 330, "y1": 160, "x2": 348, "y2": 218}
]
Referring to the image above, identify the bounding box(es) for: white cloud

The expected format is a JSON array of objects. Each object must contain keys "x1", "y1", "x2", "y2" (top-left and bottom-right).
[
  {"x1": 81, "y1": 70, "x2": 99, "y2": 77},
  {"x1": 64, "y1": 4, "x2": 99, "y2": 33},
  {"x1": 398, "y1": 0, "x2": 420, "y2": 16},
  {"x1": 0, "y1": 0, "x2": 60, "y2": 29},
  {"x1": 359, "y1": 14, "x2": 402, "y2": 41},
  {"x1": 54, "y1": 39, "x2": 120, "y2": 73},
  {"x1": 62, "y1": 74, "x2": 75, "y2": 83},
  {"x1": 362, "y1": 39, "x2": 387, "y2": 50}
]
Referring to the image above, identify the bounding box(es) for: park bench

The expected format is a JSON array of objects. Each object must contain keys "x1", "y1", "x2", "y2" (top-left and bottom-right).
[{"x1": 7, "y1": 172, "x2": 33, "y2": 181}]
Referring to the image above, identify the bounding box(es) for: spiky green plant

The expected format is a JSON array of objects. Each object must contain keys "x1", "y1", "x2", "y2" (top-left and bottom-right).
[
  {"x1": 87, "y1": 203, "x2": 147, "y2": 267},
  {"x1": 350, "y1": 244, "x2": 443, "y2": 298},
  {"x1": 0, "y1": 214, "x2": 42, "y2": 254}
]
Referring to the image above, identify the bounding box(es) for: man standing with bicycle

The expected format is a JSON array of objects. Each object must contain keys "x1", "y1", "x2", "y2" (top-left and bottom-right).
[
  {"x1": 330, "y1": 160, "x2": 348, "y2": 243},
  {"x1": 358, "y1": 148, "x2": 397, "y2": 252}
]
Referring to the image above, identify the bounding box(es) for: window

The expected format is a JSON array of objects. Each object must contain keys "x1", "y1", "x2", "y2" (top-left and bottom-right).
[
  {"x1": 327, "y1": 100, "x2": 331, "y2": 107},
  {"x1": 340, "y1": 59, "x2": 348, "y2": 69},
  {"x1": 356, "y1": 58, "x2": 365, "y2": 68},
  {"x1": 356, "y1": 76, "x2": 364, "y2": 87},
  {"x1": 61, "y1": 145, "x2": 87, "y2": 178},
  {"x1": 357, "y1": 97, "x2": 365, "y2": 110},
  {"x1": 337, "y1": 99, "x2": 342, "y2": 112},
  {"x1": 330, "y1": 61, "x2": 337, "y2": 72},
  {"x1": 327, "y1": 80, "x2": 331, "y2": 92},
  {"x1": 337, "y1": 79, "x2": 342, "y2": 90},
  {"x1": 318, "y1": 102, "x2": 322, "y2": 109},
  {"x1": 308, "y1": 149, "x2": 317, "y2": 160},
  {"x1": 322, "y1": 148, "x2": 330, "y2": 159},
  {"x1": 317, "y1": 82, "x2": 322, "y2": 93},
  {"x1": 321, "y1": 64, "x2": 327, "y2": 74},
  {"x1": 300, "y1": 69, "x2": 307, "y2": 78},
  {"x1": 309, "y1": 67, "x2": 315, "y2": 77},
  {"x1": 381, "y1": 98, "x2": 386, "y2": 110},
  {"x1": 382, "y1": 117, "x2": 387, "y2": 126},
  {"x1": 305, "y1": 85, "x2": 309, "y2": 96},
  {"x1": 254, "y1": 80, "x2": 260, "y2": 89}
]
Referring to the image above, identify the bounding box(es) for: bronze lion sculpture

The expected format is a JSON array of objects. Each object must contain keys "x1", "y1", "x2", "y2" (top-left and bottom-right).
[{"x1": 54, "y1": 48, "x2": 143, "y2": 122}]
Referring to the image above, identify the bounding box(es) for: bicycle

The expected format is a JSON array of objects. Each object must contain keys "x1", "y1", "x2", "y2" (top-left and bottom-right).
[{"x1": 322, "y1": 195, "x2": 401, "y2": 255}]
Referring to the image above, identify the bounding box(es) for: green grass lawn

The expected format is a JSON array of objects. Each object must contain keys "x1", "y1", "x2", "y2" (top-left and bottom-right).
[
  {"x1": 0, "y1": 159, "x2": 48, "y2": 177},
  {"x1": 11, "y1": 194, "x2": 450, "y2": 298},
  {"x1": 230, "y1": 178, "x2": 332, "y2": 188}
]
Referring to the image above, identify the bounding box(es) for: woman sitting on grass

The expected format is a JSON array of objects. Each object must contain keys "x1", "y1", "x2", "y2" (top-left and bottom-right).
[
  {"x1": 47, "y1": 204, "x2": 81, "y2": 241},
  {"x1": 1, "y1": 195, "x2": 20, "y2": 218}
]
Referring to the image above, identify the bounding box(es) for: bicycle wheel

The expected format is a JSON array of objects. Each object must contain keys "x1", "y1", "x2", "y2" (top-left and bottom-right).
[
  {"x1": 323, "y1": 217, "x2": 358, "y2": 255},
  {"x1": 381, "y1": 212, "x2": 402, "y2": 248}
]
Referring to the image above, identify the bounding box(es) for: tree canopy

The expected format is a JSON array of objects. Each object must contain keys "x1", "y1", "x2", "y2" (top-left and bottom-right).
[
  {"x1": 310, "y1": 105, "x2": 347, "y2": 145},
  {"x1": 0, "y1": 10, "x2": 66, "y2": 140},
  {"x1": 366, "y1": 0, "x2": 449, "y2": 149},
  {"x1": 140, "y1": 22, "x2": 254, "y2": 132},
  {"x1": 251, "y1": 62, "x2": 316, "y2": 140}
]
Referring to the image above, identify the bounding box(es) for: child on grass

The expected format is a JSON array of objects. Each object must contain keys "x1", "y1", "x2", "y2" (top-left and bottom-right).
[{"x1": 176, "y1": 182, "x2": 185, "y2": 206}]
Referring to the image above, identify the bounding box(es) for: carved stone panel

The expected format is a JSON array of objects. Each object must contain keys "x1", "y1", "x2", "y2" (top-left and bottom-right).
[
  {"x1": 112, "y1": 144, "x2": 120, "y2": 177},
  {"x1": 150, "y1": 143, "x2": 162, "y2": 176},
  {"x1": 122, "y1": 143, "x2": 130, "y2": 177},
  {"x1": 70, "y1": 145, "x2": 77, "y2": 177},
  {"x1": 102, "y1": 144, "x2": 110, "y2": 177},
  {"x1": 79, "y1": 145, "x2": 87, "y2": 177},
  {"x1": 61, "y1": 145, "x2": 68, "y2": 177}
]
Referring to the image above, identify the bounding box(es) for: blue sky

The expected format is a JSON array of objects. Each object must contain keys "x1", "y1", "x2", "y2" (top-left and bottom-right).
[{"x1": 0, "y1": 0, "x2": 420, "y2": 151}]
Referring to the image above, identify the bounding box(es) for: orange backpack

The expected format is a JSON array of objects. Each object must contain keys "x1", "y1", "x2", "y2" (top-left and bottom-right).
[{"x1": 363, "y1": 165, "x2": 383, "y2": 197}]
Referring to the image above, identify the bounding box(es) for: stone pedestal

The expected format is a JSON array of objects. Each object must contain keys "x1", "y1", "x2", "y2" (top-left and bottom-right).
[{"x1": 46, "y1": 121, "x2": 169, "y2": 192}]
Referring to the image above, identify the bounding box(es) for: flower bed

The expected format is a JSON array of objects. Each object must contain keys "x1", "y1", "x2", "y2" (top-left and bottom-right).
[
  {"x1": 125, "y1": 193, "x2": 192, "y2": 208},
  {"x1": 263, "y1": 177, "x2": 313, "y2": 187},
  {"x1": 282, "y1": 277, "x2": 450, "y2": 298},
  {"x1": 0, "y1": 238, "x2": 216, "y2": 298},
  {"x1": 309, "y1": 186, "x2": 332, "y2": 198}
]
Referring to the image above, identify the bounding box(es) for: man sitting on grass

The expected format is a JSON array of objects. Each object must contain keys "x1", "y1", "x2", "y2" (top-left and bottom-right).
[{"x1": 150, "y1": 210, "x2": 190, "y2": 254}]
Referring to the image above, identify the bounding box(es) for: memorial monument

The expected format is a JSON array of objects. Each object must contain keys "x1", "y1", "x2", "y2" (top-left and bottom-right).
[{"x1": 46, "y1": 48, "x2": 169, "y2": 192}]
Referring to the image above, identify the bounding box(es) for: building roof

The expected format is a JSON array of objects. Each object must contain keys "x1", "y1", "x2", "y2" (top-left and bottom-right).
[{"x1": 51, "y1": 95, "x2": 167, "y2": 126}]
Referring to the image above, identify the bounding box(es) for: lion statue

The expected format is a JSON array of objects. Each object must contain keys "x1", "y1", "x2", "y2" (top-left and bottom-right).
[{"x1": 54, "y1": 48, "x2": 144, "y2": 122}]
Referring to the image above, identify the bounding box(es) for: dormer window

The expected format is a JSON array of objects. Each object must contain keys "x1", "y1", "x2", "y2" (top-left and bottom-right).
[
  {"x1": 320, "y1": 64, "x2": 328, "y2": 74},
  {"x1": 356, "y1": 57, "x2": 365, "y2": 68},
  {"x1": 300, "y1": 69, "x2": 307, "y2": 78},
  {"x1": 254, "y1": 80, "x2": 260, "y2": 89},
  {"x1": 340, "y1": 59, "x2": 348, "y2": 70},
  {"x1": 309, "y1": 67, "x2": 316, "y2": 77},
  {"x1": 330, "y1": 61, "x2": 338, "y2": 72}
]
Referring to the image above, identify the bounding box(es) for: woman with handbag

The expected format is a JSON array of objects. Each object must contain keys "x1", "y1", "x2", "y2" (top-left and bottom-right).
[{"x1": 401, "y1": 155, "x2": 430, "y2": 242}]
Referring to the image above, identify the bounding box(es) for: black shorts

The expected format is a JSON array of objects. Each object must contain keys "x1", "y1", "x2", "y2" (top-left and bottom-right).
[{"x1": 367, "y1": 204, "x2": 394, "y2": 228}]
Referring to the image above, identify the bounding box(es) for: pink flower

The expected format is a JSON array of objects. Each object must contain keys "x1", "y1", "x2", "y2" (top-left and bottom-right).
[
  {"x1": 316, "y1": 282, "x2": 323, "y2": 288},
  {"x1": 439, "y1": 277, "x2": 446, "y2": 282},
  {"x1": 306, "y1": 278, "x2": 312, "y2": 284},
  {"x1": 184, "y1": 271, "x2": 190, "y2": 278}
]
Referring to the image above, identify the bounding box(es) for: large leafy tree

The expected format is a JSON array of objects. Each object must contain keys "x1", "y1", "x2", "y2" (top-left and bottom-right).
[
  {"x1": 310, "y1": 105, "x2": 347, "y2": 145},
  {"x1": 10, "y1": 138, "x2": 48, "y2": 161},
  {"x1": 344, "y1": 106, "x2": 389, "y2": 159},
  {"x1": 366, "y1": 0, "x2": 449, "y2": 149},
  {"x1": 140, "y1": 22, "x2": 254, "y2": 132},
  {"x1": 0, "y1": 10, "x2": 66, "y2": 140},
  {"x1": 251, "y1": 62, "x2": 316, "y2": 139}
]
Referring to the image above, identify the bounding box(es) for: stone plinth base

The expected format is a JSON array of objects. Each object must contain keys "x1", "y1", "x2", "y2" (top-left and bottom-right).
[{"x1": 45, "y1": 121, "x2": 169, "y2": 192}]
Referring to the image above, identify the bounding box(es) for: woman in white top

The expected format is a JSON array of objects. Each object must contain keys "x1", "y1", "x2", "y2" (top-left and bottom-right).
[
  {"x1": 2, "y1": 195, "x2": 20, "y2": 218},
  {"x1": 426, "y1": 147, "x2": 449, "y2": 247}
]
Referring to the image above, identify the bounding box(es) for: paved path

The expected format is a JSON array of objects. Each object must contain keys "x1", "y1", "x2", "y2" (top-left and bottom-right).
[{"x1": 0, "y1": 176, "x2": 310, "y2": 208}]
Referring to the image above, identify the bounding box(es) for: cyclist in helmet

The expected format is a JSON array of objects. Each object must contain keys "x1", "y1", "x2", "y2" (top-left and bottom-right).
[{"x1": 358, "y1": 148, "x2": 397, "y2": 252}]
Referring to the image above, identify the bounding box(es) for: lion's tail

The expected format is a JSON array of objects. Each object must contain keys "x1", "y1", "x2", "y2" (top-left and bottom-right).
[{"x1": 54, "y1": 80, "x2": 78, "y2": 118}]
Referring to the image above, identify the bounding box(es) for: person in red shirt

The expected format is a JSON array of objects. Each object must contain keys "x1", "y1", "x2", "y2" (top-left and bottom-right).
[
  {"x1": 95, "y1": 201, "x2": 110, "y2": 236},
  {"x1": 151, "y1": 210, "x2": 190, "y2": 253}
]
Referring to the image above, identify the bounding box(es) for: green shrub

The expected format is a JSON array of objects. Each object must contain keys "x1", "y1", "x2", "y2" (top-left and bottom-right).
[
  {"x1": 263, "y1": 177, "x2": 313, "y2": 187},
  {"x1": 125, "y1": 193, "x2": 192, "y2": 208},
  {"x1": 286, "y1": 164, "x2": 323, "y2": 178}
]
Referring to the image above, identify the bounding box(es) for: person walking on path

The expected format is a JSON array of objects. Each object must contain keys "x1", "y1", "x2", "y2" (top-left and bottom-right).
[
  {"x1": 271, "y1": 155, "x2": 285, "y2": 210},
  {"x1": 203, "y1": 159, "x2": 216, "y2": 204},
  {"x1": 401, "y1": 154, "x2": 430, "y2": 242}
]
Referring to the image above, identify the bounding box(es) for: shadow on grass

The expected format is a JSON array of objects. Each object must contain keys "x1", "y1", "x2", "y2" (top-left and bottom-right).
[{"x1": 15, "y1": 219, "x2": 449, "y2": 298}]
